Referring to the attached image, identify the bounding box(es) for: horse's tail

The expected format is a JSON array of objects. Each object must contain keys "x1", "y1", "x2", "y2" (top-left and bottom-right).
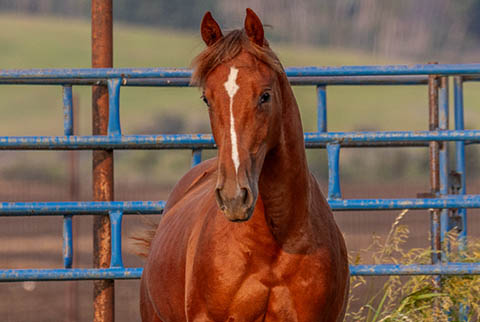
[{"x1": 131, "y1": 216, "x2": 160, "y2": 258}]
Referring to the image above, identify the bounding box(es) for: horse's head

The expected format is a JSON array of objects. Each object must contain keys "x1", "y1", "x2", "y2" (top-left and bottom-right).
[{"x1": 192, "y1": 9, "x2": 284, "y2": 222}]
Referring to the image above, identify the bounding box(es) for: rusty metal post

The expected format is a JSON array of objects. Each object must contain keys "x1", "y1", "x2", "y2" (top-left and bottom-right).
[
  {"x1": 438, "y1": 76, "x2": 449, "y2": 255},
  {"x1": 92, "y1": 1, "x2": 114, "y2": 322}
]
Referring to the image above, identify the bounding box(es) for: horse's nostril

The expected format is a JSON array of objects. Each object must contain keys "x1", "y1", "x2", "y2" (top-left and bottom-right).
[
  {"x1": 241, "y1": 187, "x2": 254, "y2": 208},
  {"x1": 215, "y1": 188, "x2": 226, "y2": 210},
  {"x1": 241, "y1": 188, "x2": 248, "y2": 204},
  {"x1": 216, "y1": 186, "x2": 254, "y2": 213}
]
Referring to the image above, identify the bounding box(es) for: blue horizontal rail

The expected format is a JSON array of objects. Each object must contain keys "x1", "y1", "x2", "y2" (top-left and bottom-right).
[
  {"x1": 0, "y1": 134, "x2": 215, "y2": 150},
  {"x1": 303, "y1": 130, "x2": 480, "y2": 144},
  {"x1": 285, "y1": 64, "x2": 480, "y2": 77},
  {"x1": 350, "y1": 263, "x2": 480, "y2": 276},
  {"x1": 2, "y1": 64, "x2": 480, "y2": 80},
  {"x1": 328, "y1": 196, "x2": 480, "y2": 210},
  {"x1": 124, "y1": 76, "x2": 431, "y2": 86},
  {"x1": 0, "y1": 75, "x2": 431, "y2": 87},
  {"x1": 1, "y1": 130, "x2": 480, "y2": 150},
  {"x1": 1, "y1": 264, "x2": 479, "y2": 282},
  {"x1": 0, "y1": 268, "x2": 143, "y2": 281},
  {"x1": 0, "y1": 201, "x2": 164, "y2": 215},
  {"x1": 0, "y1": 196, "x2": 480, "y2": 216}
]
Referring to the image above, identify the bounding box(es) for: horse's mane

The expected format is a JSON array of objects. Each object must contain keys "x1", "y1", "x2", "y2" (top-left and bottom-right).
[{"x1": 191, "y1": 29, "x2": 284, "y2": 87}]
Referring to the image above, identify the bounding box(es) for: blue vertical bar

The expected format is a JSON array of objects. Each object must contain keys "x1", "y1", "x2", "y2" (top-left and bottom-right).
[
  {"x1": 63, "y1": 85, "x2": 73, "y2": 136},
  {"x1": 318, "y1": 85, "x2": 332, "y2": 198},
  {"x1": 63, "y1": 216, "x2": 73, "y2": 268},
  {"x1": 107, "y1": 78, "x2": 122, "y2": 136},
  {"x1": 316, "y1": 85, "x2": 327, "y2": 132},
  {"x1": 109, "y1": 210, "x2": 124, "y2": 268},
  {"x1": 454, "y1": 77, "x2": 467, "y2": 248},
  {"x1": 454, "y1": 77, "x2": 468, "y2": 321},
  {"x1": 62, "y1": 85, "x2": 73, "y2": 269},
  {"x1": 327, "y1": 143, "x2": 341, "y2": 199},
  {"x1": 192, "y1": 149, "x2": 202, "y2": 167},
  {"x1": 438, "y1": 77, "x2": 449, "y2": 251}
]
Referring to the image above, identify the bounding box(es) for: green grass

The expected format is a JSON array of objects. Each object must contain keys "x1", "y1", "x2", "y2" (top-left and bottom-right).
[{"x1": 1, "y1": 14, "x2": 479, "y2": 185}]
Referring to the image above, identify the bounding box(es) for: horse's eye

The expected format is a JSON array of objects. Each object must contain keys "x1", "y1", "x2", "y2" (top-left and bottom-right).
[
  {"x1": 201, "y1": 95, "x2": 210, "y2": 107},
  {"x1": 259, "y1": 92, "x2": 271, "y2": 104}
]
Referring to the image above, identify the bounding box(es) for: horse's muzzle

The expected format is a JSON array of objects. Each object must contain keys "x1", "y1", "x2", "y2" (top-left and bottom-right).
[{"x1": 215, "y1": 185, "x2": 255, "y2": 222}]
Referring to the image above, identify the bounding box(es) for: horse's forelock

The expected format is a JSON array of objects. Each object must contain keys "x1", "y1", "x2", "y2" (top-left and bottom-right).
[{"x1": 191, "y1": 29, "x2": 283, "y2": 87}]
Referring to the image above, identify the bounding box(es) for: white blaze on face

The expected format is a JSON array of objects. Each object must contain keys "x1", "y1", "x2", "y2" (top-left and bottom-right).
[{"x1": 224, "y1": 66, "x2": 240, "y2": 174}]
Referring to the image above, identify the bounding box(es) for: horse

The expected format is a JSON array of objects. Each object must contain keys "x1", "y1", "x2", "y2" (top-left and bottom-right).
[{"x1": 140, "y1": 8, "x2": 349, "y2": 321}]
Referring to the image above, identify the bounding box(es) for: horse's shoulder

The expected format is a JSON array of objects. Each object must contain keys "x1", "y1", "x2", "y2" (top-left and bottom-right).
[{"x1": 163, "y1": 158, "x2": 217, "y2": 213}]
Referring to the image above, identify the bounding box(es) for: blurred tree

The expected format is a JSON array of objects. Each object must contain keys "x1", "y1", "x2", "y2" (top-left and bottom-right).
[
  {"x1": 114, "y1": 0, "x2": 217, "y2": 29},
  {"x1": 466, "y1": 0, "x2": 480, "y2": 40}
]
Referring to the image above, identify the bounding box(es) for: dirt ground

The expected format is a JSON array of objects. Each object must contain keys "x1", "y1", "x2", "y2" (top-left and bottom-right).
[{"x1": 0, "y1": 179, "x2": 479, "y2": 322}]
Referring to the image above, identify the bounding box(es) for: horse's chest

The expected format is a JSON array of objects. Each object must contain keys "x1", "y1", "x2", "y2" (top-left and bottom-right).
[{"x1": 187, "y1": 238, "x2": 331, "y2": 321}]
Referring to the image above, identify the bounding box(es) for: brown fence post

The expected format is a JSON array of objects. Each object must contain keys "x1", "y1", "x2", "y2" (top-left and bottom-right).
[{"x1": 92, "y1": 0, "x2": 114, "y2": 321}]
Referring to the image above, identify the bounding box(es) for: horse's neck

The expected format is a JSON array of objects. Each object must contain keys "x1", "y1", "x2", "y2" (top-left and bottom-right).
[{"x1": 258, "y1": 75, "x2": 312, "y2": 250}]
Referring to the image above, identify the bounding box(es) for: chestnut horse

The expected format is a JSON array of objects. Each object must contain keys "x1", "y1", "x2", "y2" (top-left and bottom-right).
[{"x1": 140, "y1": 9, "x2": 349, "y2": 322}]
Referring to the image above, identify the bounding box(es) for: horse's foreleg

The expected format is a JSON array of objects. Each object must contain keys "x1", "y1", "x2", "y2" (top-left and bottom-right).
[{"x1": 263, "y1": 286, "x2": 298, "y2": 322}]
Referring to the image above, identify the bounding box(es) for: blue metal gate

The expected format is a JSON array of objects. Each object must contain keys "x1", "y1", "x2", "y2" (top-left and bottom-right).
[{"x1": 0, "y1": 65, "x2": 479, "y2": 283}]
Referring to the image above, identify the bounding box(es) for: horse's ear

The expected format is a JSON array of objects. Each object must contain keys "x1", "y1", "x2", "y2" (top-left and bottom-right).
[
  {"x1": 201, "y1": 11, "x2": 223, "y2": 47},
  {"x1": 244, "y1": 8, "x2": 264, "y2": 47}
]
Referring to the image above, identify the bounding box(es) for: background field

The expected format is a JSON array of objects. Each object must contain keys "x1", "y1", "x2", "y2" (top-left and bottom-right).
[
  {"x1": 3, "y1": 14, "x2": 480, "y2": 186},
  {"x1": 0, "y1": 14, "x2": 480, "y2": 321}
]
